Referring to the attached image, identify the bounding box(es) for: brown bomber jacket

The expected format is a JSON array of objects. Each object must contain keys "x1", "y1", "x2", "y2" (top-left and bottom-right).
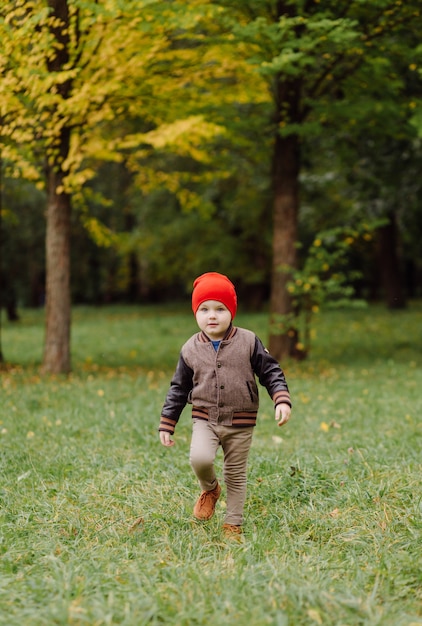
[{"x1": 159, "y1": 325, "x2": 291, "y2": 435}]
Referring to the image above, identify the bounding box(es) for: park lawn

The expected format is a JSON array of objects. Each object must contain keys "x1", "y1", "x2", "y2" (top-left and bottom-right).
[{"x1": 0, "y1": 302, "x2": 421, "y2": 626}]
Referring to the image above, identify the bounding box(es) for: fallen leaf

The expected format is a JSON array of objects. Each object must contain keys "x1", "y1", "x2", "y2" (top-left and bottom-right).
[
  {"x1": 307, "y1": 608, "x2": 323, "y2": 624},
  {"x1": 128, "y1": 516, "x2": 144, "y2": 533}
]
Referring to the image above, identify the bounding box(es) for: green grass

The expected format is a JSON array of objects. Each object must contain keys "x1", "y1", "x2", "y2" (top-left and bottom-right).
[{"x1": 0, "y1": 302, "x2": 421, "y2": 625}]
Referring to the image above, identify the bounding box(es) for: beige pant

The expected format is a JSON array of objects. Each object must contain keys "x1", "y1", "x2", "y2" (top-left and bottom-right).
[{"x1": 189, "y1": 419, "x2": 254, "y2": 526}]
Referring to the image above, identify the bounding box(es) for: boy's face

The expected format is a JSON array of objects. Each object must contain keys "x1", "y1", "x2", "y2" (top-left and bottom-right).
[{"x1": 195, "y1": 300, "x2": 232, "y2": 340}]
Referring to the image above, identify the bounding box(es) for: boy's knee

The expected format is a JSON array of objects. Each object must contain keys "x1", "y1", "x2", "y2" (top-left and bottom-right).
[{"x1": 189, "y1": 453, "x2": 214, "y2": 473}]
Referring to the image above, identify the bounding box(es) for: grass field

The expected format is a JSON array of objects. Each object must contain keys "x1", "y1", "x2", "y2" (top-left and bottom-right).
[{"x1": 0, "y1": 302, "x2": 421, "y2": 625}]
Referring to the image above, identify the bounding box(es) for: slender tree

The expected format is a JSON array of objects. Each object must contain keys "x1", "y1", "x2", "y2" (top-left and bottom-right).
[{"x1": 41, "y1": 0, "x2": 72, "y2": 373}]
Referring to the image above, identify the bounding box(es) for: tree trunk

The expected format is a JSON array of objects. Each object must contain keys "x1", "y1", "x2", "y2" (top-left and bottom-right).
[
  {"x1": 268, "y1": 61, "x2": 302, "y2": 360},
  {"x1": 42, "y1": 0, "x2": 73, "y2": 373},
  {"x1": 376, "y1": 213, "x2": 406, "y2": 309},
  {"x1": 267, "y1": 2, "x2": 303, "y2": 360},
  {"x1": 42, "y1": 169, "x2": 72, "y2": 373},
  {"x1": 269, "y1": 131, "x2": 300, "y2": 360}
]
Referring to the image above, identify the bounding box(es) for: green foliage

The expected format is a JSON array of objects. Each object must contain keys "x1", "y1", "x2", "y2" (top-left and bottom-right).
[
  {"x1": 271, "y1": 224, "x2": 381, "y2": 356},
  {"x1": 0, "y1": 304, "x2": 421, "y2": 624}
]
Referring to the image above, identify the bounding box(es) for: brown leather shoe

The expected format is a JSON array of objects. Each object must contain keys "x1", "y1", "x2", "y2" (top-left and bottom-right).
[
  {"x1": 222, "y1": 523, "x2": 243, "y2": 540},
  {"x1": 193, "y1": 482, "x2": 221, "y2": 520}
]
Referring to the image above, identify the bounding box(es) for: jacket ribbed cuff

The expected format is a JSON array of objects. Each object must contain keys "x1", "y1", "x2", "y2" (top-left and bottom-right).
[
  {"x1": 273, "y1": 390, "x2": 291, "y2": 408},
  {"x1": 158, "y1": 416, "x2": 177, "y2": 435}
]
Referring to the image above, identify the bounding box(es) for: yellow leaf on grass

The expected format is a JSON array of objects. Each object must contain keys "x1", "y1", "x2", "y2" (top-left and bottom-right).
[
  {"x1": 128, "y1": 516, "x2": 144, "y2": 533},
  {"x1": 308, "y1": 609, "x2": 323, "y2": 624},
  {"x1": 320, "y1": 421, "x2": 329, "y2": 432}
]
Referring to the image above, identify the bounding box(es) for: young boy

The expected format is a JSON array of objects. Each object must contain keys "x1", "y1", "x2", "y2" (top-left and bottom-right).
[{"x1": 158, "y1": 272, "x2": 292, "y2": 538}]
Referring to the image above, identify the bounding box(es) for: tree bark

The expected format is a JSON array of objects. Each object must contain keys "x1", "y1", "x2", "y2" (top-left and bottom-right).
[
  {"x1": 42, "y1": 169, "x2": 72, "y2": 373},
  {"x1": 269, "y1": 131, "x2": 300, "y2": 360}
]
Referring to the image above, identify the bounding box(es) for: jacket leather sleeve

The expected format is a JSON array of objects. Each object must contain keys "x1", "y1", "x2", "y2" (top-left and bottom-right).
[
  {"x1": 158, "y1": 353, "x2": 194, "y2": 434},
  {"x1": 251, "y1": 337, "x2": 292, "y2": 407}
]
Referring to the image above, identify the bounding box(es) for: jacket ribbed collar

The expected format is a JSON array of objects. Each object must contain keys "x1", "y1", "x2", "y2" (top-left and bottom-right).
[{"x1": 198, "y1": 324, "x2": 237, "y2": 343}]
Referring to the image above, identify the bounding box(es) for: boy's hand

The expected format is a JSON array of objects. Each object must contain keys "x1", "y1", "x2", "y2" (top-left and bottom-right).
[
  {"x1": 159, "y1": 431, "x2": 175, "y2": 447},
  {"x1": 275, "y1": 403, "x2": 291, "y2": 427}
]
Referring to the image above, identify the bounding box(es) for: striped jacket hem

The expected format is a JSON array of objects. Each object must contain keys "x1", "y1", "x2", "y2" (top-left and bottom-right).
[{"x1": 191, "y1": 406, "x2": 258, "y2": 428}]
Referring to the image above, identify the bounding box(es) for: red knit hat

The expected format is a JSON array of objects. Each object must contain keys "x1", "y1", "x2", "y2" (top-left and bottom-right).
[{"x1": 192, "y1": 272, "x2": 237, "y2": 319}]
